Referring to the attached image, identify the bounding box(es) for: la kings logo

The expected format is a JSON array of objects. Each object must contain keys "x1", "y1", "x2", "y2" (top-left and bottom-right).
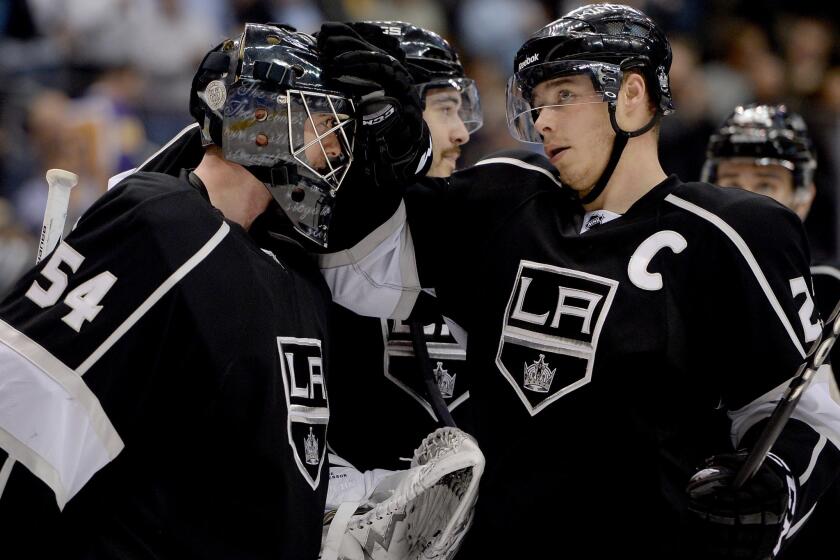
[
  {"x1": 383, "y1": 319, "x2": 469, "y2": 421},
  {"x1": 496, "y1": 261, "x2": 618, "y2": 415},
  {"x1": 277, "y1": 337, "x2": 328, "y2": 490}
]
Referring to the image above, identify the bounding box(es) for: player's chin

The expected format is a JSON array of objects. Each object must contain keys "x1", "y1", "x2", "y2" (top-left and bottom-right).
[{"x1": 427, "y1": 158, "x2": 457, "y2": 178}]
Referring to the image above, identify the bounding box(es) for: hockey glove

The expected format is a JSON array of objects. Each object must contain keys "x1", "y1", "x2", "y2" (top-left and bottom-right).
[
  {"x1": 318, "y1": 22, "x2": 432, "y2": 190},
  {"x1": 321, "y1": 428, "x2": 484, "y2": 560},
  {"x1": 686, "y1": 450, "x2": 796, "y2": 560}
]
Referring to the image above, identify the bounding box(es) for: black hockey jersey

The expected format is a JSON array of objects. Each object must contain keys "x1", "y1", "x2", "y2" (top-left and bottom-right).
[
  {"x1": 320, "y1": 151, "x2": 840, "y2": 558},
  {"x1": 0, "y1": 172, "x2": 331, "y2": 559},
  {"x1": 327, "y1": 299, "x2": 471, "y2": 470}
]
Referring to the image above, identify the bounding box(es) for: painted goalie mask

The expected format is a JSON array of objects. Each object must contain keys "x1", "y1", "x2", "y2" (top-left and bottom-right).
[{"x1": 190, "y1": 23, "x2": 356, "y2": 247}]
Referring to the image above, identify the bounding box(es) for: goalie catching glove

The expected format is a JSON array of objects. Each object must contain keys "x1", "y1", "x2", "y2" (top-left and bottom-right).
[
  {"x1": 686, "y1": 450, "x2": 796, "y2": 560},
  {"x1": 320, "y1": 427, "x2": 484, "y2": 560},
  {"x1": 317, "y1": 22, "x2": 432, "y2": 189}
]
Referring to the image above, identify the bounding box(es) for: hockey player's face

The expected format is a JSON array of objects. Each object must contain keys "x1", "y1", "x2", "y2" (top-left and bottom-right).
[
  {"x1": 716, "y1": 161, "x2": 796, "y2": 206},
  {"x1": 424, "y1": 88, "x2": 470, "y2": 178},
  {"x1": 303, "y1": 113, "x2": 345, "y2": 171},
  {"x1": 532, "y1": 75, "x2": 613, "y2": 190}
]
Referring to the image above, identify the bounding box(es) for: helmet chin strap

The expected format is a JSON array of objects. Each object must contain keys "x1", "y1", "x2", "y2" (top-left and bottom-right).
[{"x1": 578, "y1": 103, "x2": 661, "y2": 205}]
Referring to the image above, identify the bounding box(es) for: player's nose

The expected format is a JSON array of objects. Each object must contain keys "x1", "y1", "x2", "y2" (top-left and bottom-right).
[{"x1": 452, "y1": 118, "x2": 469, "y2": 146}]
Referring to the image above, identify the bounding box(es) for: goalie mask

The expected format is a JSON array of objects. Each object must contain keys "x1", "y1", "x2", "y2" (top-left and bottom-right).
[
  {"x1": 702, "y1": 104, "x2": 816, "y2": 192},
  {"x1": 507, "y1": 3, "x2": 674, "y2": 203},
  {"x1": 368, "y1": 21, "x2": 483, "y2": 134},
  {"x1": 190, "y1": 23, "x2": 356, "y2": 247}
]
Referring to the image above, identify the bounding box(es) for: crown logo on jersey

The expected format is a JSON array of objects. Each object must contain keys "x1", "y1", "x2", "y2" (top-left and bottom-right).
[
  {"x1": 523, "y1": 354, "x2": 556, "y2": 393},
  {"x1": 304, "y1": 427, "x2": 320, "y2": 465},
  {"x1": 433, "y1": 361, "x2": 456, "y2": 399}
]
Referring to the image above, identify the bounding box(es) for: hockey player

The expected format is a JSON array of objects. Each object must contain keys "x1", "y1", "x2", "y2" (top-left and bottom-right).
[
  {"x1": 327, "y1": 21, "x2": 483, "y2": 470},
  {"x1": 0, "y1": 23, "x2": 429, "y2": 559},
  {"x1": 317, "y1": 5, "x2": 840, "y2": 559},
  {"x1": 702, "y1": 103, "x2": 840, "y2": 559}
]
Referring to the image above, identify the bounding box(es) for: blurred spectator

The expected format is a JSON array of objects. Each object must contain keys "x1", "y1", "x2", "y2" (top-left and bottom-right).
[
  {"x1": 14, "y1": 79, "x2": 149, "y2": 237},
  {"x1": 702, "y1": 19, "x2": 767, "y2": 122},
  {"x1": 272, "y1": 0, "x2": 326, "y2": 34},
  {"x1": 457, "y1": 0, "x2": 545, "y2": 69},
  {"x1": 0, "y1": 197, "x2": 35, "y2": 299},
  {"x1": 659, "y1": 35, "x2": 717, "y2": 182},
  {"x1": 801, "y1": 67, "x2": 840, "y2": 262},
  {"x1": 126, "y1": 0, "x2": 221, "y2": 143},
  {"x1": 344, "y1": 0, "x2": 448, "y2": 34},
  {"x1": 780, "y1": 15, "x2": 835, "y2": 100}
]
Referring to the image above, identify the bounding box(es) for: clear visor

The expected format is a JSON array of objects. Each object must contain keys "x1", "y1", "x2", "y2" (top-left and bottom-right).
[
  {"x1": 506, "y1": 60, "x2": 621, "y2": 143},
  {"x1": 418, "y1": 77, "x2": 483, "y2": 134},
  {"x1": 222, "y1": 80, "x2": 356, "y2": 247}
]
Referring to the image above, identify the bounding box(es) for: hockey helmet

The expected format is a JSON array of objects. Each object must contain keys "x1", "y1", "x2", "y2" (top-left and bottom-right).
[
  {"x1": 190, "y1": 23, "x2": 356, "y2": 247},
  {"x1": 368, "y1": 21, "x2": 482, "y2": 133},
  {"x1": 506, "y1": 4, "x2": 674, "y2": 203},
  {"x1": 702, "y1": 104, "x2": 816, "y2": 191},
  {"x1": 508, "y1": 3, "x2": 673, "y2": 142}
]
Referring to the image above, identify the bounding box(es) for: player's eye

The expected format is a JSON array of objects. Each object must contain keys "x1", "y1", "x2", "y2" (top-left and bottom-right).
[{"x1": 556, "y1": 90, "x2": 575, "y2": 103}]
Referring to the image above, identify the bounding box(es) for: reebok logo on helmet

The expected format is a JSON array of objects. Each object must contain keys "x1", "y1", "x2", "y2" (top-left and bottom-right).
[{"x1": 518, "y1": 53, "x2": 540, "y2": 72}]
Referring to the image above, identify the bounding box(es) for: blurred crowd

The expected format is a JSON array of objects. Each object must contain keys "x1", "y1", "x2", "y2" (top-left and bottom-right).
[{"x1": 0, "y1": 0, "x2": 837, "y2": 296}]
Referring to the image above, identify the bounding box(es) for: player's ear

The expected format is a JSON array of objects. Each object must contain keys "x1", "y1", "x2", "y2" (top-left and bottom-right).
[{"x1": 616, "y1": 71, "x2": 648, "y2": 130}]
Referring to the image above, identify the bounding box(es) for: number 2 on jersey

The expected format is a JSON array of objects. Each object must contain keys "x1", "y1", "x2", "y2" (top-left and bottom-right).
[
  {"x1": 24, "y1": 242, "x2": 117, "y2": 332},
  {"x1": 790, "y1": 276, "x2": 821, "y2": 343}
]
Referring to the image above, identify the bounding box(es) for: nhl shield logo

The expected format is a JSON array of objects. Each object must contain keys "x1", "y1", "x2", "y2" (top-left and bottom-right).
[
  {"x1": 495, "y1": 261, "x2": 618, "y2": 415},
  {"x1": 277, "y1": 337, "x2": 329, "y2": 490}
]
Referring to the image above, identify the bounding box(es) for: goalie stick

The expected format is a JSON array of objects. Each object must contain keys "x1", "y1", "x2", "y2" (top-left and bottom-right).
[
  {"x1": 37, "y1": 168, "x2": 78, "y2": 263},
  {"x1": 733, "y1": 298, "x2": 840, "y2": 488}
]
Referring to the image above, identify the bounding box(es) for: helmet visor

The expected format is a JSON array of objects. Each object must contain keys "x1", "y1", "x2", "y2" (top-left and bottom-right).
[
  {"x1": 418, "y1": 77, "x2": 483, "y2": 134},
  {"x1": 506, "y1": 60, "x2": 621, "y2": 143}
]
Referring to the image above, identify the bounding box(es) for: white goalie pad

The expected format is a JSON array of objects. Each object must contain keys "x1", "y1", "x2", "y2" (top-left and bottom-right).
[{"x1": 320, "y1": 428, "x2": 485, "y2": 560}]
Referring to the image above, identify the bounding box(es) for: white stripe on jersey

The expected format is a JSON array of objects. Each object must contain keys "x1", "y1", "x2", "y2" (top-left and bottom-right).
[
  {"x1": 728, "y1": 364, "x2": 840, "y2": 452},
  {"x1": 319, "y1": 201, "x2": 420, "y2": 320},
  {"x1": 787, "y1": 502, "x2": 817, "y2": 539},
  {"x1": 77, "y1": 221, "x2": 230, "y2": 375},
  {"x1": 0, "y1": 319, "x2": 124, "y2": 509},
  {"x1": 107, "y1": 123, "x2": 201, "y2": 190},
  {"x1": 798, "y1": 434, "x2": 827, "y2": 486},
  {"x1": 475, "y1": 157, "x2": 563, "y2": 188},
  {"x1": 665, "y1": 194, "x2": 807, "y2": 359},
  {"x1": 811, "y1": 265, "x2": 840, "y2": 282}
]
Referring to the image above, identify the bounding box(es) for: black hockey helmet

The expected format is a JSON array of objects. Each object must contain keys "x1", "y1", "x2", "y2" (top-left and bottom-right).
[
  {"x1": 507, "y1": 4, "x2": 674, "y2": 203},
  {"x1": 702, "y1": 104, "x2": 816, "y2": 191},
  {"x1": 367, "y1": 21, "x2": 482, "y2": 133},
  {"x1": 190, "y1": 23, "x2": 356, "y2": 247}
]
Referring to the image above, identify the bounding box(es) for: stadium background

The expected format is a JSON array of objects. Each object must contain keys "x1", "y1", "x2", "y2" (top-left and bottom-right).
[{"x1": 0, "y1": 0, "x2": 837, "y2": 295}]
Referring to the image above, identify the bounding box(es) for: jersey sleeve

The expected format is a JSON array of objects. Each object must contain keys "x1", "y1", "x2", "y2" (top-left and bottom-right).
[
  {"x1": 0, "y1": 173, "x2": 231, "y2": 510},
  {"x1": 319, "y1": 149, "x2": 562, "y2": 325},
  {"x1": 679, "y1": 192, "x2": 840, "y2": 551}
]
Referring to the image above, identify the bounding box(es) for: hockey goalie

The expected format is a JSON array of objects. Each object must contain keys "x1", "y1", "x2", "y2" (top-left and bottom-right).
[{"x1": 320, "y1": 428, "x2": 484, "y2": 560}]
